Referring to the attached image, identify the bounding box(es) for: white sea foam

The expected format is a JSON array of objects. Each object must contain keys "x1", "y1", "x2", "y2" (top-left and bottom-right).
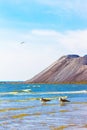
[
  {"x1": 0, "y1": 90, "x2": 87, "y2": 95},
  {"x1": 22, "y1": 89, "x2": 32, "y2": 92},
  {"x1": 31, "y1": 90, "x2": 87, "y2": 95},
  {"x1": 32, "y1": 85, "x2": 40, "y2": 88}
]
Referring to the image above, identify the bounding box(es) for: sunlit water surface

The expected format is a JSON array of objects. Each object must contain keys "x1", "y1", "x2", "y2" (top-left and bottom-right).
[{"x1": 0, "y1": 84, "x2": 87, "y2": 130}]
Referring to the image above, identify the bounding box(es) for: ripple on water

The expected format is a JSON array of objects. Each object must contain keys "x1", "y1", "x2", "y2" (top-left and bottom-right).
[
  {"x1": 0, "y1": 84, "x2": 87, "y2": 130},
  {"x1": 11, "y1": 113, "x2": 29, "y2": 119}
]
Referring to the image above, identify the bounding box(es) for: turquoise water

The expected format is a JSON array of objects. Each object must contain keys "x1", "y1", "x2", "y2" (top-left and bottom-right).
[{"x1": 0, "y1": 84, "x2": 87, "y2": 130}]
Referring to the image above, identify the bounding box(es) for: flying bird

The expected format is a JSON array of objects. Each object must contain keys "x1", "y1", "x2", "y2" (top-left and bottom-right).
[{"x1": 20, "y1": 41, "x2": 25, "y2": 44}]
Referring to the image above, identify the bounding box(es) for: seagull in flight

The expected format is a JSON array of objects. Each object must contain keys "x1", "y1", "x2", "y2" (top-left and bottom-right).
[{"x1": 20, "y1": 41, "x2": 25, "y2": 44}]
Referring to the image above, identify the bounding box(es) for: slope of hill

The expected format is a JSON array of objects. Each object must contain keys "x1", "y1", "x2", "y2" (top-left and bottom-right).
[{"x1": 26, "y1": 55, "x2": 87, "y2": 83}]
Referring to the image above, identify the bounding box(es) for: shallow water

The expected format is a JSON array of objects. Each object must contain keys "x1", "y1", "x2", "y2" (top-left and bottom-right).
[{"x1": 0, "y1": 84, "x2": 87, "y2": 130}]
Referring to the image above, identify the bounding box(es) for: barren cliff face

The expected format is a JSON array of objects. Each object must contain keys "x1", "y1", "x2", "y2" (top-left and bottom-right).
[{"x1": 26, "y1": 55, "x2": 87, "y2": 83}]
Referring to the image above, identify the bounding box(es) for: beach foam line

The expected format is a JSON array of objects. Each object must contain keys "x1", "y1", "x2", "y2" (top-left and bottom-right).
[
  {"x1": 30, "y1": 90, "x2": 87, "y2": 95},
  {"x1": 22, "y1": 89, "x2": 32, "y2": 92},
  {"x1": 0, "y1": 90, "x2": 87, "y2": 95},
  {"x1": 0, "y1": 92, "x2": 19, "y2": 95},
  {"x1": 0, "y1": 90, "x2": 32, "y2": 95}
]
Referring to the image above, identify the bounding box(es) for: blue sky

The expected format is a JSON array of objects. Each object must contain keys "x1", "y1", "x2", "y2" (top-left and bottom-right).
[
  {"x1": 1, "y1": 0, "x2": 87, "y2": 31},
  {"x1": 0, "y1": 0, "x2": 87, "y2": 81}
]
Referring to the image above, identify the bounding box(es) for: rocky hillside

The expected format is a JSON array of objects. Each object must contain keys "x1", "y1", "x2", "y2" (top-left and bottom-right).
[{"x1": 26, "y1": 55, "x2": 87, "y2": 83}]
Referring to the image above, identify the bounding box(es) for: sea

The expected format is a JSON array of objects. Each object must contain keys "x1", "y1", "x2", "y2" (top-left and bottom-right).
[{"x1": 0, "y1": 83, "x2": 87, "y2": 130}]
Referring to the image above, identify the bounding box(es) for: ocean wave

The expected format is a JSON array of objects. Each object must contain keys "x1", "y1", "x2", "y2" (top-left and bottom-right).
[
  {"x1": 0, "y1": 92, "x2": 19, "y2": 95},
  {"x1": 32, "y1": 85, "x2": 40, "y2": 88},
  {"x1": 0, "y1": 90, "x2": 87, "y2": 95},
  {"x1": 30, "y1": 90, "x2": 87, "y2": 95},
  {"x1": 22, "y1": 89, "x2": 32, "y2": 92}
]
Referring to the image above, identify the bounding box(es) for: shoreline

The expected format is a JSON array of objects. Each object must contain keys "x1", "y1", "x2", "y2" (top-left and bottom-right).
[{"x1": 0, "y1": 81, "x2": 87, "y2": 84}]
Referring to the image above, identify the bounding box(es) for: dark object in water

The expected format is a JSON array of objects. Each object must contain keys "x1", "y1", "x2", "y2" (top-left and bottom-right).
[
  {"x1": 59, "y1": 97, "x2": 70, "y2": 103},
  {"x1": 40, "y1": 98, "x2": 51, "y2": 103}
]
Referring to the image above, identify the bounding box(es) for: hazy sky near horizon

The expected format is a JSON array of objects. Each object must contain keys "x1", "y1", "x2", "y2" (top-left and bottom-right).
[{"x1": 0, "y1": 0, "x2": 87, "y2": 81}]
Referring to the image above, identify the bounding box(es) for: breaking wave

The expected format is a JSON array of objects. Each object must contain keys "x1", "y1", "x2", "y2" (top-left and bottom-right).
[
  {"x1": 30, "y1": 90, "x2": 87, "y2": 95},
  {"x1": 0, "y1": 90, "x2": 87, "y2": 95}
]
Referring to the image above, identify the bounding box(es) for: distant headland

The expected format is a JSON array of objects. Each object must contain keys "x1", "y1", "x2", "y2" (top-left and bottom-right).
[{"x1": 25, "y1": 54, "x2": 87, "y2": 84}]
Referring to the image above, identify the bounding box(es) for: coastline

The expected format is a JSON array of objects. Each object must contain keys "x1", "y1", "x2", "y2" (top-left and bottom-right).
[{"x1": 0, "y1": 81, "x2": 87, "y2": 84}]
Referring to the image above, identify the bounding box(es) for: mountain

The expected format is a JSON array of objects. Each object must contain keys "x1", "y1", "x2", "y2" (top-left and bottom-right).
[{"x1": 26, "y1": 55, "x2": 87, "y2": 83}]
